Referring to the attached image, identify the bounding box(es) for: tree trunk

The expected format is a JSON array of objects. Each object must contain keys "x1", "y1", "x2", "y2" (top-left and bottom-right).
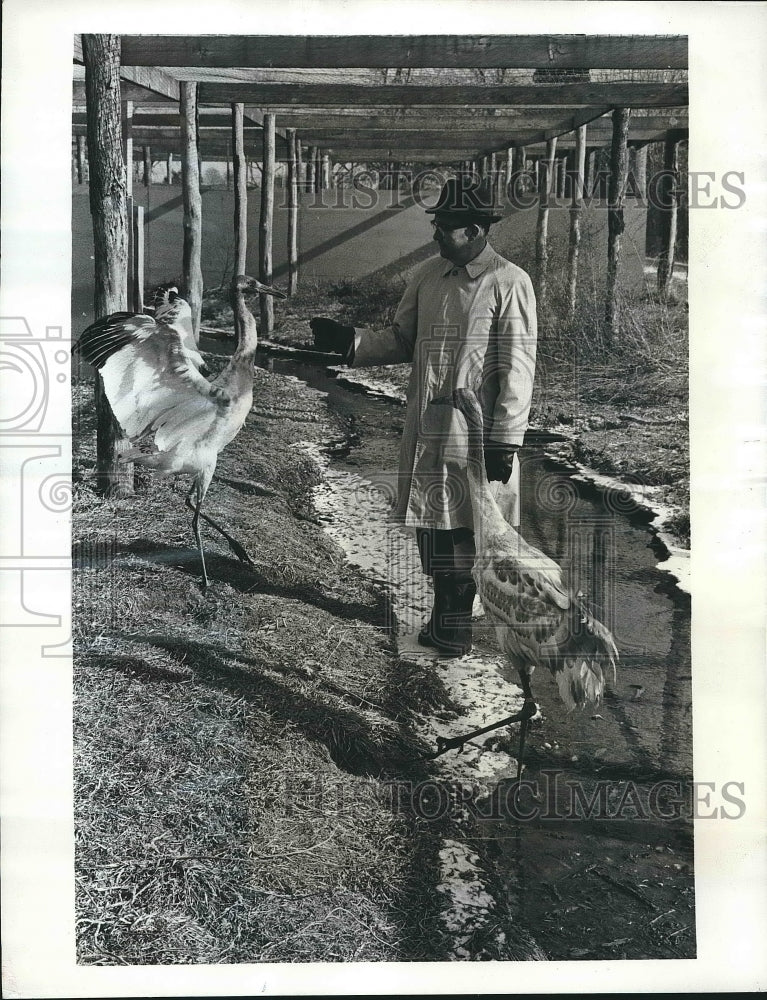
[
  {"x1": 180, "y1": 81, "x2": 203, "y2": 342},
  {"x1": 82, "y1": 33, "x2": 132, "y2": 497},
  {"x1": 259, "y1": 112, "x2": 276, "y2": 335},
  {"x1": 605, "y1": 108, "x2": 631, "y2": 339},
  {"x1": 232, "y1": 102, "x2": 247, "y2": 277}
]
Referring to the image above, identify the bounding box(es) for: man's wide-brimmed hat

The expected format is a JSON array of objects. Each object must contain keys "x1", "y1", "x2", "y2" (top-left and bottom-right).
[{"x1": 425, "y1": 175, "x2": 503, "y2": 224}]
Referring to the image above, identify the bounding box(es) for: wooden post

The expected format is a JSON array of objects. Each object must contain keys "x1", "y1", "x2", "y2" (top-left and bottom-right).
[
  {"x1": 585, "y1": 149, "x2": 595, "y2": 196},
  {"x1": 296, "y1": 137, "x2": 304, "y2": 191},
  {"x1": 122, "y1": 98, "x2": 133, "y2": 199},
  {"x1": 287, "y1": 127, "x2": 299, "y2": 296},
  {"x1": 143, "y1": 144, "x2": 151, "y2": 186},
  {"x1": 567, "y1": 124, "x2": 587, "y2": 323},
  {"x1": 232, "y1": 103, "x2": 247, "y2": 278},
  {"x1": 129, "y1": 202, "x2": 144, "y2": 312},
  {"x1": 657, "y1": 132, "x2": 682, "y2": 299},
  {"x1": 504, "y1": 150, "x2": 513, "y2": 197},
  {"x1": 557, "y1": 155, "x2": 567, "y2": 198},
  {"x1": 322, "y1": 152, "x2": 331, "y2": 190},
  {"x1": 180, "y1": 81, "x2": 203, "y2": 342},
  {"x1": 314, "y1": 147, "x2": 322, "y2": 193},
  {"x1": 605, "y1": 108, "x2": 631, "y2": 339},
  {"x1": 82, "y1": 34, "x2": 132, "y2": 497},
  {"x1": 226, "y1": 148, "x2": 231, "y2": 190},
  {"x1": 76, "y1": 135, "x2": 86, "y2": 185},
  {"x1": 260, "y1": 112, "x2": 276, "y2": 335},
  {"x1": 489, "y1": 151, "x2": 497, "y2": 191},
  {"x1": 535, "y1": 138, "x2": 557, "y2": 328},
  {"x1": 166, "y1": 152, "x2": 173, "y2": 185},
  {"x1": 633, "y1": 143, "x2": 648, "y2": 200},
  {"x1": 306, "y1": 145, "x2": 316, "y2": 192}
]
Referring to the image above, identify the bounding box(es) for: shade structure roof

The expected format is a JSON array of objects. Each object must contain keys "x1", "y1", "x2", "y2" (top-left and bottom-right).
[{"x1": 73, "y1": 34, "x2": 688, "y2": 163}]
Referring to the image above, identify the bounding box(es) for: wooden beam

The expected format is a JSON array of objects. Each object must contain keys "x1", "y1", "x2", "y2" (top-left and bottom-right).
[
  {"x1": 74, "y1": 54, "x2": 180, "y2": 103},
  {"x1": 120, "y1": 35, "x2": 688, "y2": 69},
  {"x1": 286, "y1": 128, "x2": 298, "y2": 296},
  {"x1": 198, "y1": 82, "x2": 689, "y2": 108},
  {"x1": 605, "y1": 108, "x2": 631, "y2": 338},
  {"x1": 82, "y1": 33, "x2": 131, "y2": 497},
  {"x1": 74, "y1": 111, "x2": 265, "y2": 130},
  {"x1": 180, "y1": 81, "x2": 203, "y2": 341},
  {"x1": 243, "y1": 106, "x2": 688, "y2": 128},
  {"x1": 78, "y1": 121, "x2": 684, "y2": 151},
  {"x1": 260, "y1": 113, "x2": 276, "y2": 334},
  {"x1": 232, "y1": 103, "x2": 247, "y2": 277},
  {"x1": 167, "y1": 151, "x2": 173, "y2": 184}
]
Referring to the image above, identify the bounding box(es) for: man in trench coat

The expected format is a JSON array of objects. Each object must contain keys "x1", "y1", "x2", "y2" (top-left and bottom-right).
[{"x1": 310, "y1": 175, "x2": 538, "y2": 657}]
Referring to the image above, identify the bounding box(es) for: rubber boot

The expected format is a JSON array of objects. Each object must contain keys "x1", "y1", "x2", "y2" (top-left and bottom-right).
[
  {"x1": 418, "y1": 572, "x2": 476, "y2": 658},
  {"x1": 418, "y1": 571, "x2": 451, "y2": 649}
]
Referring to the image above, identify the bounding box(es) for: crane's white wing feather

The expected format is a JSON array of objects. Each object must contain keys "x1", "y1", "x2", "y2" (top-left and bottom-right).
[{"x1": 76, "y1": 312, "x2": 229, "y2": 446}]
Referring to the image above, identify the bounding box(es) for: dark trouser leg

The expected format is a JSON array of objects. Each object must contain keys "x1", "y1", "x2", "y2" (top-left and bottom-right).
[{"x1": 416, "y1": 528, "x2": 476, "y2": 657}]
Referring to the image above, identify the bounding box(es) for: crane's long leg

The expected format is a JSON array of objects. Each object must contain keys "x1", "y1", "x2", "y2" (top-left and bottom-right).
[
  {"x1": 184, "y1": 490, "x2": 254, "y2": 566},
  {"x1": 422, "y1": 699, "x2": 537, "y2": 760},
  {"x1": 515, "y1": 670, "x2": 537, "y2": 781},
  {"x1": 189, "y1": 482, "x2": 210, "y2": 591}
]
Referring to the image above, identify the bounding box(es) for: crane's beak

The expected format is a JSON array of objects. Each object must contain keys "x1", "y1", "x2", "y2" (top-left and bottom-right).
[{"x1": 248, "y1": 278, "x2": 287, "y2": 299}]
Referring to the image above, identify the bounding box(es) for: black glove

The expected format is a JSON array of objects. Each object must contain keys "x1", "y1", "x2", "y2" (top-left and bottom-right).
[
  {"x1": 484, "y1": 442, "x2": 519, "y2": 484},
  {"x1": 309, "y1": 317, "x2": 356, "y2": 360}
]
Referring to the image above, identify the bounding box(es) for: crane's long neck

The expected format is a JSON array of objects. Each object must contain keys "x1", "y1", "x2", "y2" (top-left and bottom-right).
[
  {"x1": 462, "y1": 405, "x2": 517, "y2": 543},
  {"x1": 231, "y1": 288, "x2": 259, "y2": 358}
]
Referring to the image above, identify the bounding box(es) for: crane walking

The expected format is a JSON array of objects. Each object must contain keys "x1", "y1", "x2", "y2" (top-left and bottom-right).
[
  {"x1": 76, "y1": 275, "x2": 286, "y2": 590},
  {"x1": 425, "y1": 388, "x2": 619, "y2": 777}
]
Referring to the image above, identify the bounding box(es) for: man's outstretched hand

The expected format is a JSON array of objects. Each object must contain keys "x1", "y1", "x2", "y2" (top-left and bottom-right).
[{"x1": 309, "y1": 317, "x2": 356, "y2": 360}]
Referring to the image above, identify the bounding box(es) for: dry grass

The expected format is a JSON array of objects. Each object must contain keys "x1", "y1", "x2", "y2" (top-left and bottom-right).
[{"x1": 72, "y1": 357, "x2": 475, "y2": 965}]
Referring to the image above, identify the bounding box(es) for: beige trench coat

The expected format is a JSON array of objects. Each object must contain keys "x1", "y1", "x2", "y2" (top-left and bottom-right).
[{"x1": 352, "y1": 242, "x2": 537, "y2": 531}]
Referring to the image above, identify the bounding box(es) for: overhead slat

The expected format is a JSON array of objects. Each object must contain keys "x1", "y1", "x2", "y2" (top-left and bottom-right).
[
  {"x1": 119, "y1": 34, "x2": 687, "y2": 70},
  {"x1": 72, "y1": 112, "x2": 265, "y2": 130},
  {"x1": 243, "y1": 105, "x2": 689, "y2": 122},
  {"x1": 197, "y1": 82, "x2": 688, "y2": 107},
  {"x1": 235, "y1": 110, "x2": 688, "y2": 132}
]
